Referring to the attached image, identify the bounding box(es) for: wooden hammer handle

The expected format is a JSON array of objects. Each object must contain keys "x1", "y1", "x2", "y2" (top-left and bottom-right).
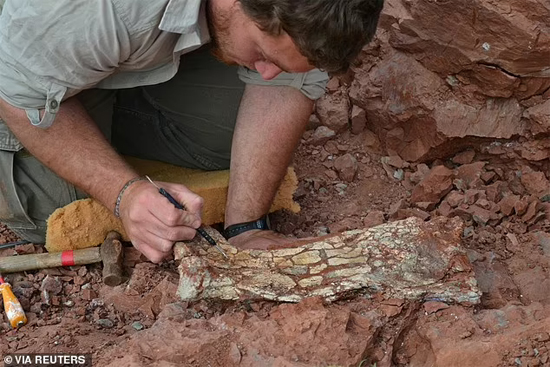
[{"x1": 0, "y1": 247, "x2": 101, "y2": 274}]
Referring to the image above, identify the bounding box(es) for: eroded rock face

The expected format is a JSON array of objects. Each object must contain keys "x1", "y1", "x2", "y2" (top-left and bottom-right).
[
  {"x1": 104, "y1": 298, "x2": 384, "y2": 367},
  {"x1": 326, "y1": 0, "x2": 550, "y2": 162}
]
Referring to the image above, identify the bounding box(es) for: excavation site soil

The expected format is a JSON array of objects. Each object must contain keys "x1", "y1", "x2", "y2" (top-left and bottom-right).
[{"x1": 1, "y1": 1, "x2": 549, "y2": 366}]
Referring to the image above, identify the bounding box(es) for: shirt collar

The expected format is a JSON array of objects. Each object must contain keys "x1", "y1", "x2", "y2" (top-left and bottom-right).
[{"x1": 159, "y1": 0, "x2": 211, "y2": 52}]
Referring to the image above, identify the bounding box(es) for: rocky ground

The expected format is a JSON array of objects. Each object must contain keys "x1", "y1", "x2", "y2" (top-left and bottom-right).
[
  {"x1": 1, "y1": 0, "x2": 549, "y2": 365},
  {"x1": 0, "y1": 117, "x2": 549, "y2": 366}
]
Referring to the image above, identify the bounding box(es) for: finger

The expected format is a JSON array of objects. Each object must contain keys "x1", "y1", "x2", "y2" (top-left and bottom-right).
[
  {"x1": 134, "y1": 241, "x2": 171, "y2": 264},
  {"x1": 148, "y1": 224, "x2": 198, "y2": 243},
  {"x1": 142, "y1": 209, "x2": 200, "y2": 240},
  {"x1": 146, "y1": 193, "x2": 201, "y2": 228},
  {"x1": 155, "y1": 206, "x2": 202, "y2": 229},
  {"x1": 161, "y1": 182, "x2": 204, "y2": 215},
  {"x1": 142, "y1": 229, "x2": 177, "y2": 253}
]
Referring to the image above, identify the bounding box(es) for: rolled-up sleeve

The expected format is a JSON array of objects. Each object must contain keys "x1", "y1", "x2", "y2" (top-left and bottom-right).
[
  {"x1": 0, "y1": 0, "x2": 128, "y2": 128},
  {"x1": 237, "y1": 67, "x2": 329, "y2": 100}
]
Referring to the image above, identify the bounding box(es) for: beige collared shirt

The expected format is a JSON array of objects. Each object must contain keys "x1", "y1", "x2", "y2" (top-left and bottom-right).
[{"x1": 0, "y1": 0, "x2": 327, "y2": 130}]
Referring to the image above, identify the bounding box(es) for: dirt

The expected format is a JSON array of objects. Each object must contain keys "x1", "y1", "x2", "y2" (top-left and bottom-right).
[{"x1": 1, "y1": 119, "x2": 549, "y2": 366}]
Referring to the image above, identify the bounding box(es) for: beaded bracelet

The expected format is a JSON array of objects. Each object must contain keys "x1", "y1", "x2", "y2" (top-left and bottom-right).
[{"x1": 114, "y1": 176, "x2": 147, "y2": 218}]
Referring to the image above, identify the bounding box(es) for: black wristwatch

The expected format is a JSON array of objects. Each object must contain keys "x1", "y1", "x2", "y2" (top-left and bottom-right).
[{"x1": 223, "y1": 215, "x2": 271, "y2": 239}]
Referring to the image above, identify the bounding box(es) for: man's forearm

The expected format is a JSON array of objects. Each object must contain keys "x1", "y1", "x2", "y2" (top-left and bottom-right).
[
  {"x1": 0, "y1": 97, "x2": 137, "y2": 211},
  {"x1": 225, "y1": 84, "x2": 314, "y2": 226}
]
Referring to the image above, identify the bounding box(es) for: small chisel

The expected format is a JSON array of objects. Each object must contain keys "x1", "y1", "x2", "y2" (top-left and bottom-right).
[{"x1": 145, "y1": 176, "x2": 228, "y2": 259}]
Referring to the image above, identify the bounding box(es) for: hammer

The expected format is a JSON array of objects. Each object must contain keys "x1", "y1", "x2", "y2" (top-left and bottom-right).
[{"x1": 0, "y1": 231, "x2": 124, "y2": 286}]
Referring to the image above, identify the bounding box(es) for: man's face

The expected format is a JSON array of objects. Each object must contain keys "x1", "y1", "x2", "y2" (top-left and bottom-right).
[{"x1": 208, "y1": 1, "x2": 315, "y2": 80}]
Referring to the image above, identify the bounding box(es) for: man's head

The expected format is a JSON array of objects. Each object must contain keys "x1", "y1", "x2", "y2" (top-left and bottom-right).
[{"x1": 207, "y1": 0, "x2": 384, "y2": 80}]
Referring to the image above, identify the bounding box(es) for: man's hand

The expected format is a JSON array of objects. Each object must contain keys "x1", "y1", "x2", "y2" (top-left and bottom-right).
[
  {"x1": 227, "y1": 229, "x2": 296, "y2": 250},
  {"x1": 118, "y1": 180, "x2": 204, "y2": 263},
  {"x1": 0, "y1": 98, "x2": 206, "y2": 263}
]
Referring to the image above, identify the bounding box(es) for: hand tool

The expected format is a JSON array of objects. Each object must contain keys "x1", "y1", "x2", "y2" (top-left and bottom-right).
[
  {"x1": 145, "y1": 176, "x2": 228, "y2": 259},
  {"x1": 0, "y1": 240, "x2": 32, "y2": 250},
  {"x1": 0, "y1": 275, "x2": 27, "y2": 328},
  {"x1": 0, "y1": 231, "x2": 125, "y2": 286}
]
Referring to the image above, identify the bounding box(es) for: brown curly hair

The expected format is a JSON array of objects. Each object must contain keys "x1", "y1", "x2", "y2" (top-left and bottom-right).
[{"x1": 239, "y1": 0, "x2": 384, "y2": 74}]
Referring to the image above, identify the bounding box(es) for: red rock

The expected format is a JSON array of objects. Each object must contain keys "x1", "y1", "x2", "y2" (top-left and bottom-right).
[
  {"x1": 533, "y1": 332, "x2": 550, "y2": 343},
  {"x1": 350, "y1": 105, "x2": 366, "y2": 134},
  {"x1": 306, "y1": 114, "x2": 322, "y2": 131},
  {"x1": 363, "y1": 211, "x2": 385, "y2": 228},
  {"x1": 51, "y1": 296, "x2": 60, "y2": 306},
  {"x1": 414, "y1": 201, "x2": 436, "y2": 211},
  {"x1": 520, "y1": 168, "x2": 550, "y2": 199},
  {"x1": 388, "y1": 199, "x2": 408, "y2": 218},
  {"x1": 411, "y1": 165, "x2": 454, "y2": 204},
  {"x1": 228, "y1": 342, "x2": 242, "y2": 364},
  {"x1": 446, "y1": 191, "x2": 465, "y2": 208},
  {"x1": 113, "y1": 296, "x2": 382, "y2": 367},
  {"x1": 437, "y1": 201, "x2": 453, "y2": 217},
  {"x1": 533, "y1": 231, "x2": 550, "y2": 256},
  {"x1": 315, "y1": 91, "x2": 350, "y2": 133},
  {"x1": 41, "y1": 275, "x2": 63, "y2": 295},
  {"x1": 473, "y1": 260, "x2": 520, "y2": 309},
  {"x1": 513, "y1": 267, "x2": 550, "y2": 304},
  {"x1": 410, "y1": 163, "x2": 430, "y2": 184},
  {"x1": 380, "y1": 304, "x2": 402, "y2": 317},
  {"x1": 455, "y1": 162, "x2": 486, "y2": 189},
  {"x1": 464, "y1": 189, "x2": 486, "y2": 205},
  {"x1": 14, "y1": 243, "x2": 37, "y2": 255},
  {"x1": 475, "y1": 198, "x2": 492, "y2": 210},
  {"x1": 485, "y1": 181, "x2": 505, "y2": 203},
  {"x1": 518, "y1": 139, "x2": 550, "y2": 161},
  {"x1": 498, "y1": 195, "x2": 520, "y2": 216},
  {"x1": 363, "y1": 129, "x2": 381, "y2": 151},
  {"x1": 466, "y1": 205, "x2": 495, "y2": 225},
  {"x1": 333, "y1": 154, "x2": 358, "y2": 182},
  {"x1": 324, "y1": 140, "x2": 339, "y2": 154},
  {"x1": 325, "y1": 77, "x2": 340, "y2": 93},
  {"x1": 336, "y1": 144, "x2": 349, "y2": 152},
  {"x1": 383, "y1": 298, "x2": 405, "y2": 307},
  {"x1": 423, "y1": 301, "x2": 449, "y2": 314},
  {"x1": 328, "y1": 217, "x2": 363, "y2": 234},
  {"x1": 452, "y1": 150, "x2": 476, "y2": 165},
  {"x1": 394, "y1": 208, "x2": 431, "y2": 221},
  {"x1": 123, "y1": 247, "x2": 146, "y2": 268},
  {"x1": 480, "y1": 171, "x2": 496, "y2": 184},
  {"x1": 521, "y1": 199, "x2": 540, "y2": 222},
  {"x1": 523, "y1": 99, "x2": 550, "y2": 131},
  {"x1": 310, "y1": 126, "x2": 336, "y2": 146},
  {"x1": 383, "y1": 155, "x2": 405, "y2": 168},
  {"x1": 324, "y1": 169, "x2": 338, "y2": 180},
  {"x1": 82, "y1": 289, "x2": 97, "y2": 301},
  {"x1": 77, "y1": 266, "x2": 88, "y2": 277},
  {"x1": 73, "y1": 276, "x2": 85, "y2": 286},
  {"x1": 514, "y1": 198, "x2": 529, "y2": 216}
]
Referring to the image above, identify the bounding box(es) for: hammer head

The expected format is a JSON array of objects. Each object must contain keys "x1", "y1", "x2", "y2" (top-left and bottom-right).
[{"x1": 100, "y1": 231, "x2": 124, "y2": 286}]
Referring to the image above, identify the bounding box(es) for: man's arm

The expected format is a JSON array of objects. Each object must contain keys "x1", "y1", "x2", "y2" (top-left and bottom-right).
[
  {"x1": 0, "y1": 97, "x2": 203, "y2": 262},
  {"x1": 225, "y1": 84, "x2": 313, "y2": 248}
]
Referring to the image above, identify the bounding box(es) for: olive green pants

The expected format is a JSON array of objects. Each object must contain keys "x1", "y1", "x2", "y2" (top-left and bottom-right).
[{"x1": 0, "y1": 46, "x2": 245, "y2": 242}]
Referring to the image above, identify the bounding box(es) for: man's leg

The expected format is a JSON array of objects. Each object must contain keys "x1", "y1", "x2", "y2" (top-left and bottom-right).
[
  {"x1": 0, "y1": 90, "x2": 115, "y2": 242},
  {"x1": 113, "y1": 45, "x2": 313, "y2": 249},
  {"x1": 112, "y1": 45, "x2": 244, "y2": 171}
]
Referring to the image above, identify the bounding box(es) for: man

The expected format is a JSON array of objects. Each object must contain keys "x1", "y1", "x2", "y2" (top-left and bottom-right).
[{"x1": 0, "y1": 0, "x2": 383, "y2": 263}]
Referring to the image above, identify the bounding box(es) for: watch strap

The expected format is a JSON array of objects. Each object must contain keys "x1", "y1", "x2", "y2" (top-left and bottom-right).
[{"x1": 223, "y1": 215, "x2": 271, "y2": 239}]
